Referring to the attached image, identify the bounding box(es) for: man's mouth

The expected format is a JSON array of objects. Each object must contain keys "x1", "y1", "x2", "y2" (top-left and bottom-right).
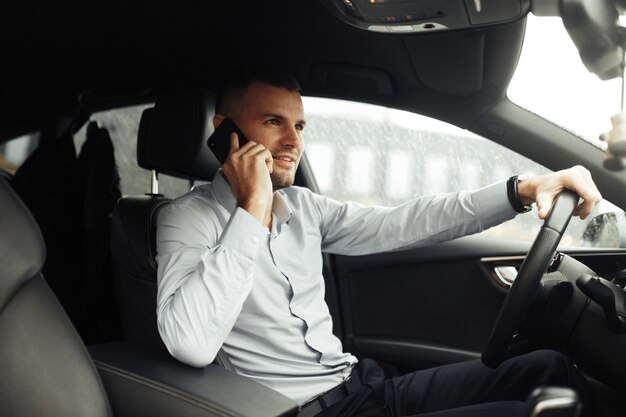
[{"x1": 273, "y1": 154, "x2": 297, "y2": 164}]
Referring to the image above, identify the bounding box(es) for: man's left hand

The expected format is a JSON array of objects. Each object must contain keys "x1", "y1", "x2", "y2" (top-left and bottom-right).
[{"x1": 518, "y1": 165, "x2": 602, "y2": 220}]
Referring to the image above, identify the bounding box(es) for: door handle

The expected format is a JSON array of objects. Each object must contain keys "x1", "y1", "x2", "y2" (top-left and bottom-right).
[{"x1": 494, "y1": 265, "x2": 518, "y2": 286}]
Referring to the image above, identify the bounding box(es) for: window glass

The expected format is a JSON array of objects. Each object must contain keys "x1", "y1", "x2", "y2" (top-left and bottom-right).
[
  {"x1": 302, "y1": 97, "x2": 624, "y2": 248},
  {"x1": 0, "y1": 133, "x2": 39, "y2": 174},
  {"x1": 74, "y1": 105, "x2": 191, "y2": 198},
  {"x1": 508, "y1": 14, "x2": 620, "y2": 148},
  {"x1": 0, "y1": 106, "x2": 191, "y2": 197}
]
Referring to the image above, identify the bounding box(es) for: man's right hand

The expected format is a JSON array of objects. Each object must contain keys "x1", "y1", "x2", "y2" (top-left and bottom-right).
[{"x1": 222, "y1": 132, "x2": 274, "y2": 226}]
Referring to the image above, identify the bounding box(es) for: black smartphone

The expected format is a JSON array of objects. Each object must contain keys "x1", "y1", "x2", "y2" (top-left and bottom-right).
[{"x1": 207, "y1": 118, "x2": 249, "y2": 164}]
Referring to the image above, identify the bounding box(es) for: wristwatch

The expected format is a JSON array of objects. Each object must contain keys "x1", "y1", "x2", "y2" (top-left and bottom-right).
[{"x1": 507, "y1": 175, "x2": 532, "y2": 213}]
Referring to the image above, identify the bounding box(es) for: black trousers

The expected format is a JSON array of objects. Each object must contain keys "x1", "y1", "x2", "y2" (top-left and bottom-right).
[{"x1": 317, "y1": 350, "x2": 595, "y2": 417}]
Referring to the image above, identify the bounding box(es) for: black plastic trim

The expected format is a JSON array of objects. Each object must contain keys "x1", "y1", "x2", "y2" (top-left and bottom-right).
[{"x1": 352, "y1": 337, "x2": 480, "y2": 369}]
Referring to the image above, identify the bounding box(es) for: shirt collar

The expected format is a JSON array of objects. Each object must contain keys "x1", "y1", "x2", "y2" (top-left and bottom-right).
[{"x1": 211, "y1": 170, "x2": 293, "y2": 225}]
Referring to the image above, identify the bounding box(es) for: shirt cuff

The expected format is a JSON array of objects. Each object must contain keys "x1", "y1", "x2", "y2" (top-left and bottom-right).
[
  {"x1": 217, "y1": 208, "x2": 269, "y2": 262},
  {"x1": 472, "y1": 180, "x2": 519, "y2": 226}
]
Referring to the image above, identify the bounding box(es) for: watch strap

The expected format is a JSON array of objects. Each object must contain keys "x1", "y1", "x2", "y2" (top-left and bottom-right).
[{"x1": 507, "y1": 175, "x2": 532, "y2": 213}]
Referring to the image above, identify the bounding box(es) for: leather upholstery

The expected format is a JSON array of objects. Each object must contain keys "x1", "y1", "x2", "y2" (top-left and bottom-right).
[
  {"x1": 114, "y1": 98, "x2": 234, "y2": 370},
  {"x1": 136, "y1": 107, "x2": 155, "y2": 172},
  {"x1": 0, "y1": 176, "x2": 45, "y2": 310},
  {"x1": 112, "y1": 195, "x2": 171, "y2": 349},
  {"x1": 114, "y1": 103, "x2": 172, "y2": 349},
  {"x1": 138, "y1": 89, "x2": 220, "y2": 181},
  {"x1": 0, "y1": 177, "x2": 287, "y2": 416},
  {"x1": 0, "y1": 176, "x2": 112, "y2": 417},
  {"x1": 89, "y1": 341, "x2": 298, "y2": 417}
]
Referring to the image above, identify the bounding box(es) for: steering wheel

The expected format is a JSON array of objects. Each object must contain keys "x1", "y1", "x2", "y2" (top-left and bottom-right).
[{"x1": 481, "y1": 190, "x2": 579, "y2": 368}]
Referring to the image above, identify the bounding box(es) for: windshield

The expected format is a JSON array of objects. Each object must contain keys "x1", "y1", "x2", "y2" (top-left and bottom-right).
[{"x1": 508, "y1": 13, "x2": 621, "y2": 149}]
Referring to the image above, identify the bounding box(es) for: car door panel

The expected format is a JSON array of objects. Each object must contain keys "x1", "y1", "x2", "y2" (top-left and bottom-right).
[{"x1": 327, "y1": 234, "x2": 626, "y2": 371}]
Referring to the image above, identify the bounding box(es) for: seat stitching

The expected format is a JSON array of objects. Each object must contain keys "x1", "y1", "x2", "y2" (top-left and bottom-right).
[{"x1": 94, "y1": 360, "x2": 235, "y2": 416}]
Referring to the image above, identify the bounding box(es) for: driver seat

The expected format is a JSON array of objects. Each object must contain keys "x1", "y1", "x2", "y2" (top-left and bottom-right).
[{"x1": 111, "y1": 90, "x2": 234, "y2": 368}]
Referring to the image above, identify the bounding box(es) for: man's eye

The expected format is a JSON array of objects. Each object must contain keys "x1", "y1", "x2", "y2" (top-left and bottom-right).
[
  {"x1": 265, "y1": 119, "x2": 279, "y2": 125},
  {"x1": 295, "y1": 124, "x2": 304, "y2": 131}
]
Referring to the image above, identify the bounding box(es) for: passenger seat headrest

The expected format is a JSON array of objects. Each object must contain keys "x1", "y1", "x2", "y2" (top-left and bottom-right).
[
  {"x1": 0, "y1": 177, "x2": 46, "y2": 310},
  {"x1": 138, "y1": 90, "x2": 220, "y2": 181}
]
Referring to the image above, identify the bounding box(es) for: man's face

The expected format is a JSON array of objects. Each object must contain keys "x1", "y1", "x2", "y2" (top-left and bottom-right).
[{"x1": 226, "y1": 82, "x2": 306, "y2": 190}]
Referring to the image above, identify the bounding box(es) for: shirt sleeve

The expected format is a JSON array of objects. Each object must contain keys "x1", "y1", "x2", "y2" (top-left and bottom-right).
[
  {"x1": 156, "y1": 203, "x2": 268, "y2": 367},
  {"x1": 314, "y1": 181, "x2": 518, "y2": 255}
]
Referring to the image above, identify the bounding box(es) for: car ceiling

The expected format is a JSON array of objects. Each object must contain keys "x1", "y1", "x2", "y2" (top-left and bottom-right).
[
  {"x1": 4, "y1": 0, "x2": 625, "y2": 208},
  {"x1": 2, "y1": 0, "x2": 524, "y2": 141}
]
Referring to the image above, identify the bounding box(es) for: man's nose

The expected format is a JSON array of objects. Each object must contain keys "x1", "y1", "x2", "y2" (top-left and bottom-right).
[{"x1": 282, "y1": 126, "x2": 302, "y2": 148}]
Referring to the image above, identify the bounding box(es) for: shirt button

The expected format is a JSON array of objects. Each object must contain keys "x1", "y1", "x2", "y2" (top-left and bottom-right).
[{"x1": 251, "y1": 236, "x2": 259, "y2": 244}]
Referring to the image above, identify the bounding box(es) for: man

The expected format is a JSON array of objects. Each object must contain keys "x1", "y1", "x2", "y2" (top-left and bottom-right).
[{"x1": 156, "y1": 67, "x2": 603, "y2": 417}]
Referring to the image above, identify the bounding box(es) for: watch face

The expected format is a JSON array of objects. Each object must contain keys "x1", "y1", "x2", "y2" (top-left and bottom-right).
[{"x1": 517, "y1": 175, "x2": 532, "y2": 212}]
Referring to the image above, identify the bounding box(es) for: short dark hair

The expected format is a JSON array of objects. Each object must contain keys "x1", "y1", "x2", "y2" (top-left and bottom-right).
[{"x1": 215, "y1": 66, "x2": 301, "y2": 116}]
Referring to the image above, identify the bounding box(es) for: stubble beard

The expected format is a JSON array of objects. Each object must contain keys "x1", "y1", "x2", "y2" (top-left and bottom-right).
[
  {"x1": 270, "y1": 169, "x2": 295, "y2": 191},
  {"x1": 270, "y1": 146, "x2": 300, "y2": 191}
]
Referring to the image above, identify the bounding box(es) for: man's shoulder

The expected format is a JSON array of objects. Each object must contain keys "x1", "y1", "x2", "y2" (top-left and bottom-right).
[
  {"x1": 163, "y1": 185, "x2": 220, "y2": 215},
  {"x1": 278, "y1": 186, "x2": 335, "y2": 224},
  {"x1": 280, "y1": 185, "x2": 318, "y2": 199},
  {"x1": 279, "y1": 185, "x2": 324, "y2": 207}
]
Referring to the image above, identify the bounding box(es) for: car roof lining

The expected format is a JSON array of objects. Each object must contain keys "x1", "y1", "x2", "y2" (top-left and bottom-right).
[
  {"x1": 7, "y1": 0, "x2": 624, "y2": 210},
  {"x1": 1, "y1": 0, "x2": 526, "y2": 142}
]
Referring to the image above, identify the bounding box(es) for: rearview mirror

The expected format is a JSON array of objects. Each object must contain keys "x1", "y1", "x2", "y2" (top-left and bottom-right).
[{"x1": 560, "y1": 0, "x2": 623, "y2": 80}]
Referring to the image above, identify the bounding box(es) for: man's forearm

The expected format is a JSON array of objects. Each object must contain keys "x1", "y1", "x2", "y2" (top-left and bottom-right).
[{"x1": 157, "y1": 248, "x2": 254, "y2": 367}]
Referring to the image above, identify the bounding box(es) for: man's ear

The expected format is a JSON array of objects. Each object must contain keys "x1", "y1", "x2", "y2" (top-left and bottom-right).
[{"x1": 212, "y1": 114, "x2": 226, "y2": 129}]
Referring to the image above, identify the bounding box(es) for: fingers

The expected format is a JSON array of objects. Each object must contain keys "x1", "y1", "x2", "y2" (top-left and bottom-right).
[
  {"x1": 536, "y1": 166, "x2": 602, "y2": 220},
  {"x1": 231, "y1": 140, "x2": 273, "y2": 174},
  {"x1": 225, "y1": 132, "x2": 242, "y2": 162},
  {"x1": 536, "y1": 194, "x2": 553, "y2": 220},
  {"x1": 562, "y1": 166, "x2": 602, "y2": 220},
  {"x1": 576, "y1": 198, "x2": 597, "y2": 220},
  {"x1": 230, "y1": 132, "x2": 240, "y2": 150},
  {"x1": 222, "y1": 138, "x2": 274, "y2": 222},
  {"x1": 531, "y1": 166, "x2": 602, "y2": 221},
  {"x1": 252, "y1": 146, "x2": 273, "y2": 174}
]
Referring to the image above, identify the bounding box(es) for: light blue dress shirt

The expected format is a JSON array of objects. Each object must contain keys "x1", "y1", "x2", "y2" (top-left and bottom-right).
[{"x1": 156, "y1": 172, "x2": 517, "y2": 404}]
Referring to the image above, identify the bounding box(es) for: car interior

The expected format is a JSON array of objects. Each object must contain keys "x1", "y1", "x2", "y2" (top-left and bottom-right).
[{"x1": 2, "y1": 0, "x2": 626, "y2": 416}]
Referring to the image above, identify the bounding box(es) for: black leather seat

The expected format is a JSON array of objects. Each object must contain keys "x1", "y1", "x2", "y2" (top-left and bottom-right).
[
  {"x1": 0, "y1": 169, "x2": 298, "y2": 417},
  {"x1": 112, "y1": 90, "x2": 233, "y2": 368},
  {"x1": 112, "y1": 107, "x2": 171, "y2": 350},
  {"x1": 0, "y1": 175, "x2": 112, "y2": 417}
]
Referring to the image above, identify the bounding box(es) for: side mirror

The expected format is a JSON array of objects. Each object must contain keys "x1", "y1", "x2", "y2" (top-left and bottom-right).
[{"x1": 582, "y1": 211, "x2": 626, "y2": 247}]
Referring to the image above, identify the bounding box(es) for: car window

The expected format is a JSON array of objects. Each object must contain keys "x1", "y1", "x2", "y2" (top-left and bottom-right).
[
  {"x1": 302, "y1": 97, "x2": 625, "y2": 249},
  {"x1": 73, "y1": 105, "x2": 191, "y2": 198},
  {"x1": 0, "y1": 133, "x2": 39, "y2": 174},
  {"x1": 508, "y1": 13, "x2": 620, "y2": 148},
  {"x1": 1, "y1": 106, "x2": 192, "y2": 199}
]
